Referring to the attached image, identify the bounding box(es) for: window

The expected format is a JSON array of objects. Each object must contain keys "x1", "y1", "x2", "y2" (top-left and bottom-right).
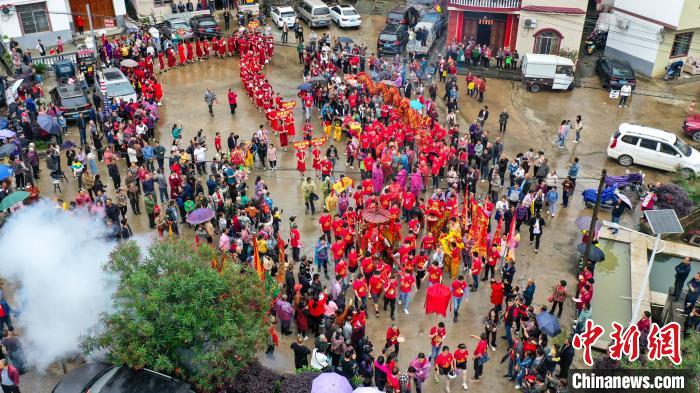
[
  {"x1": 533, "y1": 30, "x2": 561, "y2": 55},
  {"x1": 670, "y1": 32, "x2": 693, "y2": 57},
  {"x1": 154, "y1": 0, "x2": 172, "y2": 5},
  {"x1": 16, "y1": 2, "x2": 50, "y2": 34},
  {"x1": 659, "y1": 143, "x2": 678, "y2": 156},
  {"x1": 639, "y1": 139, "x2": 658, "y2": 151},
  {"x1": 621, "y1": 135, "x2": 639, "y2": 145}
]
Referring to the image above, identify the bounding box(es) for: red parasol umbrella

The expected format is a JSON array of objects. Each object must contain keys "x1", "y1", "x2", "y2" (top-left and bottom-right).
[
  {"x1": 425, "y1": 283, "x2": 451, "y2": 317},
  {"x1": 362, "y1": 205, "x2": 391, "y2": 224}
]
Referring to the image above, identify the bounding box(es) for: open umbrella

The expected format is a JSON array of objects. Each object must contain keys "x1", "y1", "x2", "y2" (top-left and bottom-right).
[
  {"x1": 11, "y1": 79, "x2": 23, "y2": 93},
  {"x1": 311, "y1": 373, "x2": 352, "y2": 393},
  {"x1": 37, "y1": 114, "x2": 61, "y2": 135},
  {"x1": 298, "y1": 83, "x2": 312, "y2": 91},
  {"x1": 0, "y1": 144, "x2": 17, "y2": 157},
  {"x1": 120, "y1": 59, "x2": 139, "y2": 68},
  {"x1": 0, "y1": 129, "x2": 15, "y2": 140},
  {"x1": 308, "y1": 76, "x2": 328, "y2": 85},
  {"x1": 577, "y1": 243, "x2": 606, "y2": 262},
  {"x1": 574, "y1": 216, "x2": 602, "y2": 232},
  {"x1": 0, "y1": 191, "x2": 30, "y2": 211},
  {"x1": 362, "y1": 205, "x2": 391, "y2": 224},
  {"x1": 536, "y1": 311, "x2": 561, "y2": 337},
  {"x1": 0, "y1": 165, "x2": 14, "y2": 181},
  {"x1": 186, "y1": 208, "x2": 216, "y2": 225},
  {"x1": 615, "y1": 190, "x2": 632, "y2": 209},
  {"x1": 338, "y1": 36, "x2": 354, "y2": 44},
  {"x1": 0, "y1": 118, "x2": 8, "y2": 130},
  {"x1": 61, "y1": 140, "x2": 77, "y2": 149},
  {"x1": 410, "y1": 99, "x2": 423, "y2": 110}
]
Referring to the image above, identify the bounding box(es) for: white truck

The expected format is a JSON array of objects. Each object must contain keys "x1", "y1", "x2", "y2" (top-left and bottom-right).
[
  {"x1": 521, "y1": 54, "x2": 575, "y2": 93},
  {"x1": 407, "y1": 21, "x2": 435, "y2": 57}
]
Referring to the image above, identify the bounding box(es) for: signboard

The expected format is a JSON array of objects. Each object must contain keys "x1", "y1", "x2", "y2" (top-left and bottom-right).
[
  {"x1": 293, "y1": 140, "x2": 309, "y2": 150},
  {"x1": 277, "y1": 109, "x2": 291, "y2": 118},
  {"x1": 281, "y1": 101, "x2": 296, "y2": 110},
  {"x1": 247, "y1": 21, "x2": 259, "y2": 30},
  {"x1": 103, "y1": 18, "x2": 116, "y2": 28},
  {"x1": 310, "y1": 136, "x2": 327, "y2": 146}
]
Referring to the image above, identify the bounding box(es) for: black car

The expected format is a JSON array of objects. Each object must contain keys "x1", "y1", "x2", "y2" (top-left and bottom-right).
[
  {"x1": 386, "y1": 4, "x2": 422, "y2": 27},
  {"x1": 377, "y1": 24, "x2": 409, "y2": 56},
  {"x1": 161, "y1": 17, "x2": 195, "y2": 41},
  {"x1": 49, "y1": 83, "x2": 91, "y2": 121},
  {"x1": 595, "y1": 57, "x2": 636, "y2": 90},
  {"x1": 52, "y1": 363, "x2": 194, "y2": 393},
  {"x1": 190, "y1": 14, "x2": 221, "y2": 38}
]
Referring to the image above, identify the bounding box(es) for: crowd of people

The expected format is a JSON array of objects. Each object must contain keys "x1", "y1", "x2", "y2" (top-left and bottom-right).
[{"x1": 0, "y1": 9, "x2": 698, "y2": 393}]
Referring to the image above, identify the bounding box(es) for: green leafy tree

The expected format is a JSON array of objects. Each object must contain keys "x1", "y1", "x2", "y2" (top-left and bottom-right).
[{"x1": 82, "y1": 240, "x2": 271, "y2": 392}]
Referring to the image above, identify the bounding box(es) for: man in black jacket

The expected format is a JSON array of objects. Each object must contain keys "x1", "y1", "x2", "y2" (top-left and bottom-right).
[
  {"x1": 558, "y1": 339, "x2": 574, "y2": 378},
  {"x1": 673, "y1": 257, "x2": 692, "y2": 301},
  {"x1": 291, "y1": 335, "x2": 311, "y2": 369}
]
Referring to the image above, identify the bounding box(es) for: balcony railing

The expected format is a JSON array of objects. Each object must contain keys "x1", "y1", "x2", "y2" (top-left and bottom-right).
[{"x1": 448, "y1": 0, "x2": 521, "y2": 9}]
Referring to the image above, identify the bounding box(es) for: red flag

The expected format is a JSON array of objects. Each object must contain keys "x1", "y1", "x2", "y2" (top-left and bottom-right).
[{"x1": 491, "y1": 216, "x2": 504, "y2": 247}]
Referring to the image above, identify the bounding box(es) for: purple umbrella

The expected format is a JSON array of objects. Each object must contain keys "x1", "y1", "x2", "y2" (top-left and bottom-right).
[
  {"x1": 0, "y1": 129, "x2": 15, "y2": 140},
  {"x1": 311, "y1": 373, "x2": 352, "y2": 393},
  {"x1": 186, "y1": 208, "x2": 216, "y2": 225}
]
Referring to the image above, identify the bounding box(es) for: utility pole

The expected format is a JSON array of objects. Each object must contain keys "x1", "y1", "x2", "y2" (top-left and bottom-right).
[
  {"x1": 85, "y1": 4, "x2": 101, "y2": 84},
  {"x1": 582, "y1": 168, "x2": 607, "y2": 266}
]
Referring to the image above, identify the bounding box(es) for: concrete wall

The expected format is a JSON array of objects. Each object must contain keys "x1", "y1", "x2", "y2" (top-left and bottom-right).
[
  {"x1": 0, "y1": 0, "x2": 74, "y2": 49},
  {"x1": 515, "y1": 11, "x2": 586, "y2": 56},
  {"x1": 677, "y1": 0, "x2": 700, "y2": 30},
  {"x1": 613, "y1": 0, "x2": 686, "y2": 28},
  {"x1": 651, "y1": 27, "x2": 700, "y2": 77},
  {"x1": 604, "y1": 11, "x2": 663, "y2": 77}
]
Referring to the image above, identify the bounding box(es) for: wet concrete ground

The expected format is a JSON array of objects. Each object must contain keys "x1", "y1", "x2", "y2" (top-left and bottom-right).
[{"x1": 18, "y1": 13, "x2": 700, "y2": 393}]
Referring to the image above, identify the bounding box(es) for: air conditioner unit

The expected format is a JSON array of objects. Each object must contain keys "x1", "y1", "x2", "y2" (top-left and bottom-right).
[
  {"x1": 0, "y1": 5, "x2": 15, "y2": 15},
  {"x1": 616, "y1": 18, "x2": 629, "y2": 30},
  {"x1": 524, "y1": 18, "x2": 536, "y2": 28}
]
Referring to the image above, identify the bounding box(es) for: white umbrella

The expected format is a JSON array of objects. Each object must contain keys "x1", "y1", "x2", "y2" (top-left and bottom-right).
[
  {"x1": 615, "y1": 190, "x2": 633, "y2": 209},
  {"x1": 120, "y1": 59, "x2": 139, "y2": 68},
  {"x1": 353, "y1": 388, "x2": 382, "y2": 393},
  {"x1": 11, "y1": 79, "x2": 23, "y2": 93}
]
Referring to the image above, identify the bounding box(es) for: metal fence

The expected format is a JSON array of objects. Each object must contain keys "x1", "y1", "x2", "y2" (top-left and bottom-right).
[{"x1": 30, "y1": 52, "x2": 79, "y2": 74}]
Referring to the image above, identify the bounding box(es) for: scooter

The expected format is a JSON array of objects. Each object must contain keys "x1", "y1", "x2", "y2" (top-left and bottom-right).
[
  {"x1": 584, "y1": 29, "x2": 608, "y2": 55},
  {"x1": 664, "y1": 60, "x2": 684, "y2": 80},
  {"x1": 582, "y1": 184, "x2": 619, "y2": 209}
]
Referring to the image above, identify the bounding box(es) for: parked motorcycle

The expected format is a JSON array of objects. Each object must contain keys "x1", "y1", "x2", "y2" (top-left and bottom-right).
[
  {"x1": 585, "y1": 29, "x2": 608, "y2": 55},
  {"x1": 604, "y1": 170, "x2": 646, "y2": 198},
  {"x1": 664, "y1": 60, "x2": 684, "y2": 80}
]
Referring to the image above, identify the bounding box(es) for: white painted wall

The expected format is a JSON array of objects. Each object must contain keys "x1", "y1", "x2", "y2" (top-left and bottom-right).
[
  {"x1": 0, "y1": 0, "x2": 71, "y2": 39},
  {"x1": 112, "y1": 0, "x2": 126, "y2": 16},
  {"x1": 613, "y1": 0, "x2": 684, "y2": 28},
  {"x1": 606, "y1": 11, "x2": 663, "y2": 64}
]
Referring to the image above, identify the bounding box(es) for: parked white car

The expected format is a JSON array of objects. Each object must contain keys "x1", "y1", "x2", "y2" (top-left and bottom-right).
[
  {"x1": 330, "y1": 4, "x2": 361, "y2": 28},
  {"x1": 97, "y1": 68, "x2": 137, "y2": 104},
  {"x1": 271, "y1": 6, "x2": 297, "y2": 29},
  {"x1": 607, "y1": 123, "x2": 700, "y2": 177}
]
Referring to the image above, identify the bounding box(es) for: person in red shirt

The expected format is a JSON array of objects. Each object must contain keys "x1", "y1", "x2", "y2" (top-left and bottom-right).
[
  {"x1": 421, "y1": 232, "x2": 436, "y2": 251},
  {"x1": 451, "y1": 275, "x2": 468, "y2": 322},
  {"x1": 352, "y1": 273, "x2": 368, "y2": 308},
  {"x1": 383, "y1": 275, "x2": 399, "y2": 321},
  {"x1": 385, "y1": 323, "x2": 401, "y2": 354},
  {"x1": 427, "y1": 260, "x2": 442, "y2": 287},
  {"x1": 470, "y1": 252, "x2": 482, "y2": 292},
  {"x1": 490, "y1": 279, "x2": 505, "y2": 314},
  {"x1": 319, "y1": 210, "x2": 332, "y2": 242},
  {"x1": 369, "y1": 270, "x2": 384, "y2": 318},
  {"x1": 351, "y1": 305, "x2": 367, "y2": 342},
  {"x1": 335, "y1": 258, "x2": 348, "y2": 286},
  {"x1": 415, "y1": 250, "x2": 428, "y2": 289},
  {"x1": 214, "y1": 132, "x2": 222, "y2": 153},
  {"x1": 433, "y1": 346, "x2": 455, "y2": 389},
  {"x1": 429, "y1": 322, "x2": 447, "y2": 361},
  {"x1": 330, "y1": 238, "x2": 345, "y2": 263},
  {"x1": 289, "y1": 224, "x2": 301, "y2": 262},
  {"x1": 483, "y1": 244, "x2": 500, "y2": 281},
  {"x1": 399, "y1": 271, "x2": 416, "y2": 314},
  {"x1": 320, "y1": 157, "x2": 333, "y2": 181},
  {"x1": 470, "y1": 333, "x2": 489, "y2": 382},
  {"x1": 347, "y1": 245, "x2": 359, "y2": 274},
  {"x1": 454, "y1": 343, "x2": 470, "y2": 390},
  {"x1": 361, "y1": 255, "x2": 375, "y2": 283}
]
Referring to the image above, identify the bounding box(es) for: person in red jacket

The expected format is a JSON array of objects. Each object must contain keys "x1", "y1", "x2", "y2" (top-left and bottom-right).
[
  {"x1": 383, "y1": 275, "x2": 399, "y2": 321},
  {"x1": 307, "y1": 289, "x2": 326, "y2": 336},
  {"x1": 369, "y1": 270, "x2": 384, "y2": 318},
  {"x1": 385, "y1": 323, "x2": 401, "y2": 354},
  {"x1": 227, "y1": 88, "x2": 238, "y2": 115},
  {"x1": 490, "y1": 279, "x2": 505, "y2": 315}
]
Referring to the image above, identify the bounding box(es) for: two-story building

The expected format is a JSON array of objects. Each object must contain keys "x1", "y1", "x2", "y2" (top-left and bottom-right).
[
  {"x1": 446, "y1": 0, "x2": 587, "y2": 57},
  {"x1": 0, "y1": 0, "x2": 126, "y2": 49},
  {"x1": 603, "y1": 0, "x2": 700, "y2": 77}
]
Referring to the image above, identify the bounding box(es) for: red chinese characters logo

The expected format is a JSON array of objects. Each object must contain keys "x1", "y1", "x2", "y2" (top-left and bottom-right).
[
  {"x1": 573, "y1": 320, "x2": 605, "y2": 366},
  {"x1": 608, "y1": 322, "x2": 640, "y2": 361},
  {"x1": 647, "y1": 322, "x2": 682, "y2": 365}
]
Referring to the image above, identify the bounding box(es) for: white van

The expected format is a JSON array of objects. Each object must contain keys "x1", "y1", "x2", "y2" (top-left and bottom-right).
[
  {"x1": 607, "y1": 123, "x2": 700, "y2": 177},
  {"x1": 297, "y1": 0, "x2": 331, "y2": 28},
  {"x1": 521, "y1": 54, "x2": 575, "y2": 93}
]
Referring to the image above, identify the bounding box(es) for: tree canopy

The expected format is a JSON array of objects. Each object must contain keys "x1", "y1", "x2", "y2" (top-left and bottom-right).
[{"x1": 82, "y1": 240, "x2": 271, "y2": 391}]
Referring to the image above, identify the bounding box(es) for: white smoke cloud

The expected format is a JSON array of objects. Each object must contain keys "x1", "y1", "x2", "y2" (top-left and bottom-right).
[{"x1": 0, "y1": 202, "x2": 118, "y2": 371}]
